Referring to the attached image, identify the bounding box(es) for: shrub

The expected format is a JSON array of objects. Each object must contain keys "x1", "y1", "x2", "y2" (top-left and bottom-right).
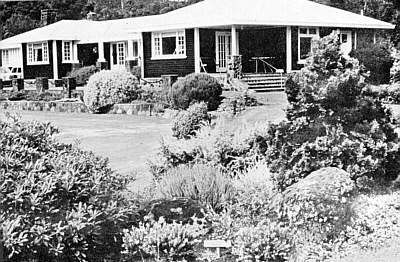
[
  {"x1": 84, "y1": 70, "x2": 141, "y2": 113},
  {"x1": 350, "y1": 42, "x2": 393, "y2": 85},
  {"x1": 122, "y1": 216, "x2": 207, "y2": 261},
  {"x1": 0, "y1": 115, "x2": 133, "y2": 262},
  {"x1": 156, "y1": 164, "x2": 235, "y2": 212},
  {"x1": 67, "y1": 65, "x2": 98, "y2": 86},
  {"x1": 269, "y1": 31, "x2": 400, "y2": 190},
  {"x1": 218, "y1": 90, "x2": 258, "y2": 116},
  {"x1": 149, "y1": 120, "x2": 270, "y2": 178},
  {"x1": 172, "y1": 102, "x2": 211, "y2": 139},
  {"x1": 391, "y1": 48, "x2": 400, "y2": 83},
  {"x1": 171, "y1": 73, "x2": 222, "y2": 110}
]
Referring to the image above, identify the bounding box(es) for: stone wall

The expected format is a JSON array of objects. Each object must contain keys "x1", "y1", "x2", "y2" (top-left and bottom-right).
[{"x1": 0, "y1": 100, "x2": 165, "y2": 116}]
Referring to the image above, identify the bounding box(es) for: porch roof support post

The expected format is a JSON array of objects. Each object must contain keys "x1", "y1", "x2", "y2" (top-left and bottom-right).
[
  {"x1": 286, "y1": 26, "x2": 292, "y2": 73},
  {"x1": 127, "y1": 39, "x2": 134, "y2": 60},
  {"x1": 231, "y1": 25, "x2": 238, "y2": 55},
  {"x1": 139, "y1": 36, "x2": 144, "y2": 79},
  {"x1": 97, "y1": 41, "x2": 106, "y2": 62},
  {"x1": 73, "y1": 42, "x2": 78, "y2": 63},
  {"x1": 52, "y1": 40, "x2": 58, "y2": 79},
  {"x1": 194, "y1": 27, "x2": 201, "y2": 73}
]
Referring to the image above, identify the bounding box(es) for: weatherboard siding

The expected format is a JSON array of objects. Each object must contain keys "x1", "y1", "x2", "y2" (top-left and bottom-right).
[
  {"x1": 56, "y1": 40, "x2": 73, "y2": 78},
  {"x1": 22, "y1": 41, "x2": 54, "y2": 79},
  {"x1": 143, "y1": 29, "x2": 195, "y2": 78}
]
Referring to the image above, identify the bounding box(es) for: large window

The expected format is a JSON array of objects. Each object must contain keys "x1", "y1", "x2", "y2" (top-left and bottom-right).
[
  {"x1": 27, "y1": 42, "x2": 49, "y2": 65},
  {"x1": 298, "y1": 27, "x2": 319, "y2": 63},
  {"x1": 152, "y1": 30, "x2": 186, "y2": 59},
  {"x1": 2, "y1": 50, "x2": 9, "y2": 66}
]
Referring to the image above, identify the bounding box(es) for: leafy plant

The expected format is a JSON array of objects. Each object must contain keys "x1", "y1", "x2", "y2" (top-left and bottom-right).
[
  {"x1": 171, "y1": 73, "x2": 222, "y2": 110},
  {"x1": 84, "y1": 70, "x2": 141, "y2": 113},
  {"x1": 67, "y1": 65, "x2": 98, "y2": 86},
  {"x1": 122, "y1": 216, "x2": 207, "y2": 261},
  {"x1": 0, "y1": 115, "x2": 134, "y2": 262},
  {"x1": 172, "y1": 102, "x2": 211, "y2": 139}
]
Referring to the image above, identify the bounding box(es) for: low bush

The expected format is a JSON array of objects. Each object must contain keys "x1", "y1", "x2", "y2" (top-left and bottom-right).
[
  {"x1": 171, "y1": 73, "x2": 222, "y2": 110},
  {"x1": 122, "y1": 216, "x2": 207, "y2": 261},
  {"x1": 84, "y1": 70, "x2": 141, "y2": 113},
  {"x1": 0, "y1": 115, "x2": 133, "y2": 262},
  {"x1": 350, "y1": 42, "x2": 393, "y2": 85},
  {"x1": 67, "y1": 65, "x2": 98, "y2": 86},
  {"x1": 218, "y1": 90, "x2": 258, "y2": 116},
  {"x1": 172, "y1": 102, "x2": 211, "y2": 139},
  {"x1": 149, "y1": 120, "x2": 270, "y2": 178},
  {"x1": 0, "y1": 91, "x2": 64, "y2": 102},
  {"x1": 156, "y1": 164, "x2": 235, "y2": 212}
]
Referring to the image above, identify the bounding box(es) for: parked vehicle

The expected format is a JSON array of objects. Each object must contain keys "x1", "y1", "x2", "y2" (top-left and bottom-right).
[{"x1": 0, "y1": 67, "x2": 22, "y2": 81}]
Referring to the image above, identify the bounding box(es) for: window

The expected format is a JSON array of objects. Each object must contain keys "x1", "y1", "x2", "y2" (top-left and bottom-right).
[
  {"x1": 27, "y1": 42, "x2": 49, "y2": 64},
  {"x1": 298, "y1": 27, "x2": 319, "y2": 63},
  {"x1": 62, "y1": 41, "x2": 73, "y2": 62},
  {"x1": 2, "y1": 50, "x2": 9, "y2": 66},
  {"x1": 152, "y1": 30, "x2": 186, "y2": 59}
]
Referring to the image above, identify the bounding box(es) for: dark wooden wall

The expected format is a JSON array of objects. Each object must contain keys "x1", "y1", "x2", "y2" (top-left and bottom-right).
[
  {"x1": 143, "y1": 29, "x2": 195, "y2": 78},
  {"x1": 22, "y1": 41, "x2": 54, "y2": 79}
]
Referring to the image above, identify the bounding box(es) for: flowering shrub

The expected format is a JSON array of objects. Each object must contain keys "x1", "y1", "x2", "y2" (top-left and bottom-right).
[
  {"x1": 171, "y1": 73, "x2": 222, "y2": 110},
  {"x1": 150, "y1": 120, "x2": 270, "y2": 178},
  {"x1": 269, "y1": 31, "x2": 400, "y2": 190},
  {"x1": 84, "y1": 70, "x2": 141, "y2": 113},
  {"x1": 391, "y1": 48, "x2": 400, "y2": 83},
  {"x1": 156, "y1": 164, "x2": 235, "y2": 211},
  {"x1": 172, "y1": 102, "x2": 211, "y2": 139},
  {"x1": 0, "y1": 115, "x2": 132, "y2": 262},
  {"x1": 122, "y1": 217, "x2": 207, "y2": 261}
]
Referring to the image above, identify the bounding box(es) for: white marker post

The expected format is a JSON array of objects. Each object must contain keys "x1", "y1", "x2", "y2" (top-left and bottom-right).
[{"x1": 203, "y1": 240, "x2": 231, "y2": 258}]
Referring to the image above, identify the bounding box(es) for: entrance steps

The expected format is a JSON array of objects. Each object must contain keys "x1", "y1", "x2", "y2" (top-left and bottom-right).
[{"x1": 242, "y1": 73, "x2": 287, "y2": 92}]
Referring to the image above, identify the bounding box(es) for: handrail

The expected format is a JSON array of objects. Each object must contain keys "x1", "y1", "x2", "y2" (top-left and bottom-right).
[{"x1": 251, "y1": 56, "x2": 278, "y2": 73}]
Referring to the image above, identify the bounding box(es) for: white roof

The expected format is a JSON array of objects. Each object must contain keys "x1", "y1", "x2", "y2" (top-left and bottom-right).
[
  {"x1": 0, "y1": 19, "x2": 140, "y2": 49},
  {"x1": 0, "y1": 0, "x2": 394, "y2": 49},
  {"x1": 126, "y1": 0, "x2": 395, "y2": 32}
]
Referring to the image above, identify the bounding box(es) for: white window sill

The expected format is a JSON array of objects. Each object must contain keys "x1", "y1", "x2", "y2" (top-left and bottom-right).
[
  {"x1": 297, "y1": 60, "x2": 306, "y2": 65},
  {"x1": 27, "y1": 61, "x2": 50, "y2": 65},
  {"x1": 62, "y1": 60, "x2": 79, "y2": 64},
  {"x1": 151, "y1": 55, "x2": 187, "y2": 60}
]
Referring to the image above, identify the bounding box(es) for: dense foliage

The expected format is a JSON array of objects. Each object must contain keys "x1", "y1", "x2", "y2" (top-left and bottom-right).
[
  {"x1": 84, "y1": 70, "x2": 140, "y2": 113},
  {"x1": 350, "y1": 42, "x2": 393, "y2": 85},
  {"x1": 170, "y1": 73, "x2": 222, "y2": 110},
  {"x1": 0, "y1": 115, "x2": 133, "y2": 262},
  {"x1": 268, "y1": 32, "x2": 400, "y2": 190},
  {"x1": 67, "y1": 65, "x2": 98, "y2": 86},
  {"x1": 172, "y1": 102, "x2": 211, "y2": 139}
]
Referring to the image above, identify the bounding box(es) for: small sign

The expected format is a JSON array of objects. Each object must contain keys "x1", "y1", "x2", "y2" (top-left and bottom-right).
[
  {"x1": 204, "y1": 240, "x2": 231, "y2": 258},
  {"x1": 204, "y1": 240, "x2": 231, "y2": 248}
]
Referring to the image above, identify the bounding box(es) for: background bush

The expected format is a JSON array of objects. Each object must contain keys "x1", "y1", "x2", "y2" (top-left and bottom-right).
[
  {"x1": 84, "y1": 70, "x2": 141, "y2": 113},
  {"x1": 172, "y1": 102, "x2": 211, "y2": 139},
  {"x1": 0, "y1": 115, "x2": 133, "y2": 262},
  {"x1": 67, "y1": 65, "x2": 98, "y2": 86},
  {"x1": 350, "y1": 42, "x2": 393, "y2": 85},
  {"x1": 170, "y1": 73, "x2": 222, "y2": 110}
]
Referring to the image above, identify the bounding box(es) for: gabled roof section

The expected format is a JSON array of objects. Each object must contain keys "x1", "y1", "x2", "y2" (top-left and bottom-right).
[{"x1": 126, "y1": 0, "x2": 395, "y2": 32}]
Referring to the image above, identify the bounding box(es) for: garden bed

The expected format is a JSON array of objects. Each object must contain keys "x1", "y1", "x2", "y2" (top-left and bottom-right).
[{"x1": 0, "y1": 100, "x2": 166, "y2": 116}]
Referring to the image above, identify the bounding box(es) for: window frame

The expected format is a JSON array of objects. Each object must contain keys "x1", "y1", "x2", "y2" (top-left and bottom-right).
[
  {"x1": 27, "y1": 42, "x2": 49, "y2": 65},
  {"x1": 298, "y1": 27, "x2": 319, "y2": 64},
  {"x1": 62, "y1": 41, "x2": 73, "y2": 63},
  {"x1": 151, "y1": 30, "x2": 187, "y2": 60}
]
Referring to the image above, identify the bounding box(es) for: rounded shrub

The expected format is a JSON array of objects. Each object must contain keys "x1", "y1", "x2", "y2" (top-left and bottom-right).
[
  {"x1": 84, "y1": 70, "x2": 140, "y2": 113},
  {"x1": 172, "y1": 101, "x2": 211, "y2": 139},
  {"x1": 0, "y1": 115, "x2": 133, "y2": 262},
  {"x1": 170, "y1": 73, "x2": 222, "y2": 110}
]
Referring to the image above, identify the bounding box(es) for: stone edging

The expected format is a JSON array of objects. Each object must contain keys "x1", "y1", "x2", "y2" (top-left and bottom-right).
[{"x1": 0, "y1": 100, "x2": 168, "y2": 117}]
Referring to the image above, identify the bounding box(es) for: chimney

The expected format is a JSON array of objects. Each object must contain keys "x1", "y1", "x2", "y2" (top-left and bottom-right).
[{"x1": 41, "y1": 9, "x2": 58, "y2": 26}]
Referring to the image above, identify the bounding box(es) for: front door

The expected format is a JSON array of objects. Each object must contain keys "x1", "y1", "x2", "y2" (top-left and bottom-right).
[
  {"x1": 215, "y1": 32, "x2": 231, "y2": 72},
  {"x1": 339, "y1": 31, "x2": 352, "y2": 57},
  {"x1": 111, "y1": 42, "x2": 126, "y2": 70}
]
